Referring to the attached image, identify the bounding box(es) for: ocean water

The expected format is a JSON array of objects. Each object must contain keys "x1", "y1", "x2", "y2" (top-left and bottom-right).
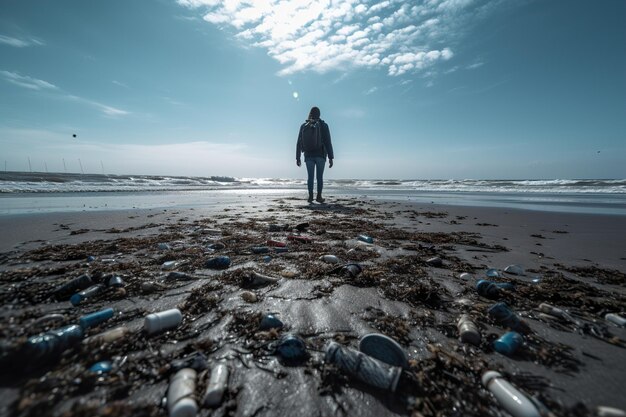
[{"x1": 0, "y1": 172, "x2": 625, "y2": 215}]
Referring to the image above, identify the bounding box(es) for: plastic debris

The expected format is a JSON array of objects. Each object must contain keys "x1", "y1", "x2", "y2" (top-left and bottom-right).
[
  {"x1": 504, "y1": 264, "x2": 525, "y2": 276},
  {"x1": 426, "y1": 257, "x2": 443, "y2": 267},
  {"x1": 205, "y1": 256, "x2": 231, "y2": 269},
  {"x1": 276, "y1": 334, "x2": 307, "y2": 360},
  {"x1": 457, "y1": 314, "x2": 481, "y2": 346},
  {"x1": 267, "y1": 239, "x2": 286, "y2": 247},
  {"x1": 12, "y1": 325, "x2": 84, "y2": 372},
  {"x1": 482, "y1": 371, "x2": 542, "y2": 417},
  {"x1": 605, "y1": 313, "x2": 626, "y2": 327},
  {"x1": 476, "y1": 280, "x2": 500, "y2": 299},
  {"x1": 325, "y1": 341, "x2": 402, "y2": 392},
  {"x1": 70, "y1": 284, "x2": 106, "y2": 306},
  {"x1": 331, "y1": 263, "x2": 363, "y2": 278},
  {"x1": 459, "y1": 272, "x2": 473, "y2": 280},
  {"x1": 144, "y1": 308, "x2": 183, "y2": 335},
  {"x1": 167, "y1": 368, "x2": 198, "y2": 417},
  {"x1": 260, "y1": 314, "x2": 283, "y2": 330},
  {"x1": 486, "y1": 268, "x2": 501, "y2": 278},
  {"x1": 251, "y1": 246, "x2": 270, "y2": 254},
  {"x1": 488, "y1": 303, "x2": 530, "y2": 334},
  {"x1": 358, "y1": 333, "x2": 409, "y2": 369},
  {"x1": 78, "y1": 307, "x2": 114, "y2": 329},
  {"x1": 493, "y1": 331, "x2": 524, "y2": 356},
  {"x1": 167, "y1": 271, "x2": 196, "y2": 281},
  {"x1": 89, "y1": 360, "x2": 112, "y2": 374},
  {"x1": 52, "y1": 274, "x2": 93, "y2": 301},
  {"x1": 83, "y1": 326, "x2": 129, "y2": 346},
  {"x1": 357, "y1": 234, "x2": 374, "y2": 244},
  {"x1": 171, "y1": 353, "x2": 208, "y2": 373},
  {"x1": 203, "y1": 362, "x2": 229, "y2": 408},
  {"x1": 539, "y1": 303, "x2": 575, "y2": 323},
  {"x1": 162, "y1": 261, "x2": 178, "y2": 270},
  {"x1": 596, "y1": 406, "x2": 626, "y2": 417},
  {"x1": 207, "y1": 242, "x2": 226, "y2": 250},
  {"x1": 104, "y1": 274, "x2": 125, "y2": 288},
  {"x1": 287, "y1": 235, "x2": 312, "y2": 243},
  {"x1": 86, "y1": 256, "x2": 96, "y2": 262},
  {"x1": 320, "y1": 254, "x2": 340, "y2": 264},
  {"x1": 242, "y1": 271, "x2": 279, "y2": 288},
  {"x1": 157, "y1": 243, "x2": 171, "y2": 250}
]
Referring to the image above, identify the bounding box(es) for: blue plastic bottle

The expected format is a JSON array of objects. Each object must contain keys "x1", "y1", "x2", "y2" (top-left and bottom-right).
[
  {"x1": 70, "y1": 284, "x2": 106, "y2": 306},
  {"x1": 53, "y1": 274, "x2": 93, "y2": 301},
  {"x1": 79, "y1": 308, "x2": 114, "y2": 329},
  {"x1": 20, "y1": 324, "x2": 84, "y2": 371},
  {"x1": 205, "y1": 256, "x2": 231, "y2": 269}
]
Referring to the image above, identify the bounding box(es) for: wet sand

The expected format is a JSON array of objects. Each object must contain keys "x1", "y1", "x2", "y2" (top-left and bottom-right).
[{"x1": 0, "y1": 195, "x2": 625, "y2": 417}]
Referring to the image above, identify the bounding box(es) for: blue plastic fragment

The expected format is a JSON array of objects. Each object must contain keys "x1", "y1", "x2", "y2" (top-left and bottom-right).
[
  {"x1": 276, "y1": 334, "x2": 306, "y2": 359},
  {"x1": 89, "y1": 361, "x2": 112, "y2": 374}
]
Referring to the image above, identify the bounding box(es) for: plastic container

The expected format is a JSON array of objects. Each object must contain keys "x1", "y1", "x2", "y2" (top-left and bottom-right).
[
  {"x1": 83, "y1": 326, "x2": 129, "y2": 345},
  {"x1": 162, "y1": 261, "x2": 178, "y2": 270},
  {"x1": 79, "y1": 308, "x2": 114, "y2": 329},
  {"x1": 167, "y1": 368, "x2": 198, "y2": 417},
  {"x1": 596, "y1": 406, "x2": 626, "y2": 417},
  {"x1": 325, "y1": 341, "x2": 402, "y2": 392},
  {"x1": 90, "y1": 360, "x2": 113, "y2": 374},
  {"x1": 105, "y1": 275, "x2": 125, "y2": 288},
  {"x1": 539, "y1": 303, "x2": 569, "y2": 321},
  {"x1": 504, "y1": 264, "x2": 525, "y2": 276},
  {"x1": 605, "y1": 313, "x2": 626, "y2": 327},
  {"x1": 53, "y1": 274, "x2": 93, "y2": 301},
  {"x1": 259, "y1": 314, "x2": 283, "y2": 330},
  {"x1": 158, "y1": 242, "x2": 171, "y2": 250},
  {"x1": 205, "y1": 256, "x2": 231, "y2": 269},
  {"x1": 482, "y1": 371, "x2": 542, "y2": 417},
  {"x1": 359, "y1": 333, "x2": 409, "y2": 368},
  {"x1": 203, "y1": 362, "x2": 229, "y2": 407},
  {"x1": 19, "y1": 324, "x2": 84, "y2": 371},
  {"x1": 459, "y1": 272, "x2": 473, "y2": 280},
  {"x1": 476, "y1": 280, "x2": 500, "y2": 299},
  {"x1": 494, "y1": 332, "x2": 524, "y2": 356},
  {"x1": 486, "y1": 269, "x2": 501, "y2": 278},
  {"x1": 274, "y1": 247, "x2": 289, "y2": 253},
  {"x1": 334, "y1": 263, "x2": 362, "y2": 278},
  {"x1": 357, "y1": 234, "x2": 374, "y2": 244},
  {"x1": 144, "y1": 309, "x2": 183, "y2": 334},
  {"x1": 320, "y1": 254, "x2": 340, "y2": 264},
  {"x1": 457, "y1": 314, "x2": 481, "y2": 346},
  {"x1": 70, "y1": 284, "x2": 106, "y2": 306},
  {"x1": 276, "y1": 334, "x2": 307, "y2": 360},
  {"x1": 488, "y1": 303, "x2": 529, "y2": 333}
]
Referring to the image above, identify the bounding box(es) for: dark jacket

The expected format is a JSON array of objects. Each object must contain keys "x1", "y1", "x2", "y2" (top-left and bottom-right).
[{"x1": 296, "y1": 119, "x2": 334, "y2": 161}]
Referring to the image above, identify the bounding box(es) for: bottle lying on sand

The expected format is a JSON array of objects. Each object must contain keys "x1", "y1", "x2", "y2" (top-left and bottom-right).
[
  {"x1": 482, "y1": 371, "x2": 543, "y2": 417},
  {"x1": 70, "y1": 284, "x2": 106, "y2": 306},
  {"x1": 493, "y1": 331, "x2": 524, "y2": 356},
  {"x1": 10, "y1": 324, "x2": 84, "y2": 372},
  {"x1": 205, "y1": 256, "x2": 231, "y2": 269},
  {"x1": 144, "y1": 308, "x2": 183, "y2": 335},
  {"x1": 78, "y1": 307, "x2": 114, "y2": 329},
  {"x1": 488, "y1": 303, "x2": 530, "y2": 334},
  {"x1": 325, "y1": 341, "x2": 402, "y2": 392},
  {"x1": 168, "y1": 368, "x2": 198, "y2": 417},
  {"x1": 357, "y1": 234, "x2": 374, "y2": 244},
  {"x1": 457, "y1": 314, "x2": 481, "y2": 346},
  {"x1": 52, "y1": 274, "x2": 93, "y2": 301},
  {"x1": 605, "y1": 313, "x2": 626, "y2": 327},
  {"x1": 203, "y1": 362, "x2": 229, "y2": 408}
]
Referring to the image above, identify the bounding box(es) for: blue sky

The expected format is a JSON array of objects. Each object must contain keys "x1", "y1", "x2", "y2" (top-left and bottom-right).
[{"x1": 1, "y1": 0, "x2": 624, "y2": 179}]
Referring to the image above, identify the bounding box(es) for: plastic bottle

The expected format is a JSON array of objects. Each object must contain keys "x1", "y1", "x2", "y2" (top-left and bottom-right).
[
  {"x1": 162, "y1": 261, "x2": 178, "y2": 270},
  {"x1": 267, "y1": 239, "x2": 286, "y2": 247},
  {"x1": 459, "y1": 272, "x2": 473, "y2": 280},
  {"x1": 493, "y1": 331, "x2": 524, "y2": 356},
  {"x1": 83, "y1": 326, "x2": 129, "y2": 345},
  {"x1": 596, "y1": 406, "x2": 626, "y2": 417},
  {"x1": 357, "y1": 234, "x2": 374, "y2": 244},
  {"x1": 457, "y1": 314, "x2": 481, "y2": 345},
  {"x1": 70, "y1": 284, "x2": 106, "y2": 306},
  {"x1": 205, "y1": 256, "x2": 231, "y2": 269},
  {"x1": 325, "y1": 341, "x2": 402, "y2": 392},
  {"x1": 260, "y1": 314, "x2": 284, "y2": 330},
  {"x1": 52, "y1": 274, "x2": 93, "y2": 301},
  {"x1": 203, "y1": 362, "x2": 229, "y2": 407},
  {"x1": 273, "y1": 247, "x2": 289, "y2": 253},
  {"x1": 476, "y1": 280, "x2": 500, "y2": 299},
  {"x1": 320, "y1": 254, "x2": 340, "y2": 264},
  {"x1": 539, "y1": 303, "x2": 570, "y2": 321},
  {"x1": 251, "y1": 246, "x2": 270, "y2": 254},
  {"x1": 486, "y1": 268, "x2": 501, "y2": 278},
  {"x1": 488, "y1": 303, "x2": 530, "y2": 333},
  {"x1": 426, "y1": 257, "x2": 443, "y2": 267},
  {"x1": 167, "y1": 368, "x2": 198, "y2": 417},
  {"x1": 144, "y1": 308, "x2": 183, "y2": 334},
  {"x1": 18, "y1": 324, "x2": 84, "y2": 371},
  {"x1": 605, "y1": 313, "x2": 626, "y2": 327},
  {"x1": 482, "y1": 371, "x2": 542, "y2": 417},
  {"x1": 79, "y1": 307, "x2": 114, "y2": 329},
  {"x1": 359, "y1": 333, "x2": 409, "y2": 369},
  {"x1": 90, "y1": 361, "x2": 113, "y2": 374}
]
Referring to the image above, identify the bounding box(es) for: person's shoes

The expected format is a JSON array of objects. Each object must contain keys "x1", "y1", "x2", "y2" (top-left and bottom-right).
[
  {"x1": 316, "y1": 194, "x2": 325, "y2": 203},
  {"x1": 307, "y1": 194, "x2": 314, "y2": 203}
]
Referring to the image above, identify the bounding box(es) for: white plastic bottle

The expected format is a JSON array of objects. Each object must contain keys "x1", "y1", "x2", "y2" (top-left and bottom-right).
[
  {"x1": 457, "y1": 314, "x2": 481, "y2": 346},
  {"x1": 203, "y1": 362, "x2": 229, "y2": 407},
  {"x1": 605, "y1": 313, "x2": 626, "y2": 327},
  {"x1": 482, "y1": 371, "x2": 542, "y2": 417},
  {"x1": 167, "y1": 368, "x2": 197, "y2": 417},
  {"x1": 144, "y1": 309, "x2": 183, "y2": 334}
]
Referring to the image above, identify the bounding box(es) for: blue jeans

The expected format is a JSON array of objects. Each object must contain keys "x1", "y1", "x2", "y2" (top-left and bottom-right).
[{"x1": 305, "y1": 156, "x2": 325, "y2": 195}]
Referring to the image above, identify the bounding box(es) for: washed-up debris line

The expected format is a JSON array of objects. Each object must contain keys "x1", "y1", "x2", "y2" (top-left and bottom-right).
[{"x1": 0, "y1": 197, "x2": 623, "y2": 417}]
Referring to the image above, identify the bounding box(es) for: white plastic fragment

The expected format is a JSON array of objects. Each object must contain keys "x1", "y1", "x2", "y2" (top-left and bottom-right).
[
  {"x1": 144, "y1": 309, "x2": 183, "y2": 334},
  {"x1": 457, "y1": 314, "x2": 481, "y2": 346},
  {"x1": 605, "y1": 313, "x2": 626, "y2": 327},
  {"x1": 167, "y1": 368, "x2": 197, "y2": 417},
  {"x1": 597, "y1": 405, "x2": 626, "y2": 417},
  {"x1": 504, "y1": 264, "x2": 525, "y2": 276},
  {"x1": 320, "y1": 255, "x2": 340, "y2": 264},
  {"x1": 459, "y1": 272, "x2": 473, "y2": 280},
  {"x1": 203, "y1": 362, "x2": 229, "y2": 407},
  {"x1": 482, "y1": 371, "x2": 542, "y2": 417}
]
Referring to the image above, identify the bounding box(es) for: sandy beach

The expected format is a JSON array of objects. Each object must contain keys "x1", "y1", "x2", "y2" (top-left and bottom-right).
[{"x1": 0, "y1": 194, "x2": 625, "y2": 417}]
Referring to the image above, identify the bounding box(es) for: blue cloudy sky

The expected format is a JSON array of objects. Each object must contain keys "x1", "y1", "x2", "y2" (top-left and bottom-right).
[{"x1": 1, "y1": 0, "x2": 624, "y2": 179}]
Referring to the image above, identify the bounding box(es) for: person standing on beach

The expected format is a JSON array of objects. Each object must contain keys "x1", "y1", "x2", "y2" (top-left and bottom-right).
[{"x1": 296, "y1": 106, "x2": 334, "y2": 203}]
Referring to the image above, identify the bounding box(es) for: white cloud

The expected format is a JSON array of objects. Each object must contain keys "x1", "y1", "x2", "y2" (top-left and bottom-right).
[
  {"x1": 1, "y1": 70, "x2": 129, "y2": 117},
  {"x1": 466, "y1": 61, "x2": 484, "y2": 69},
  {"x1": 0, "y1": 35, "x2": 44, "y2": 48},
  {"x1": 364, "y1": 86, "x2": 378, "y2": 95},
  {"x1": 177, "y1": 0, "x2": 499, "y2": 77}
]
